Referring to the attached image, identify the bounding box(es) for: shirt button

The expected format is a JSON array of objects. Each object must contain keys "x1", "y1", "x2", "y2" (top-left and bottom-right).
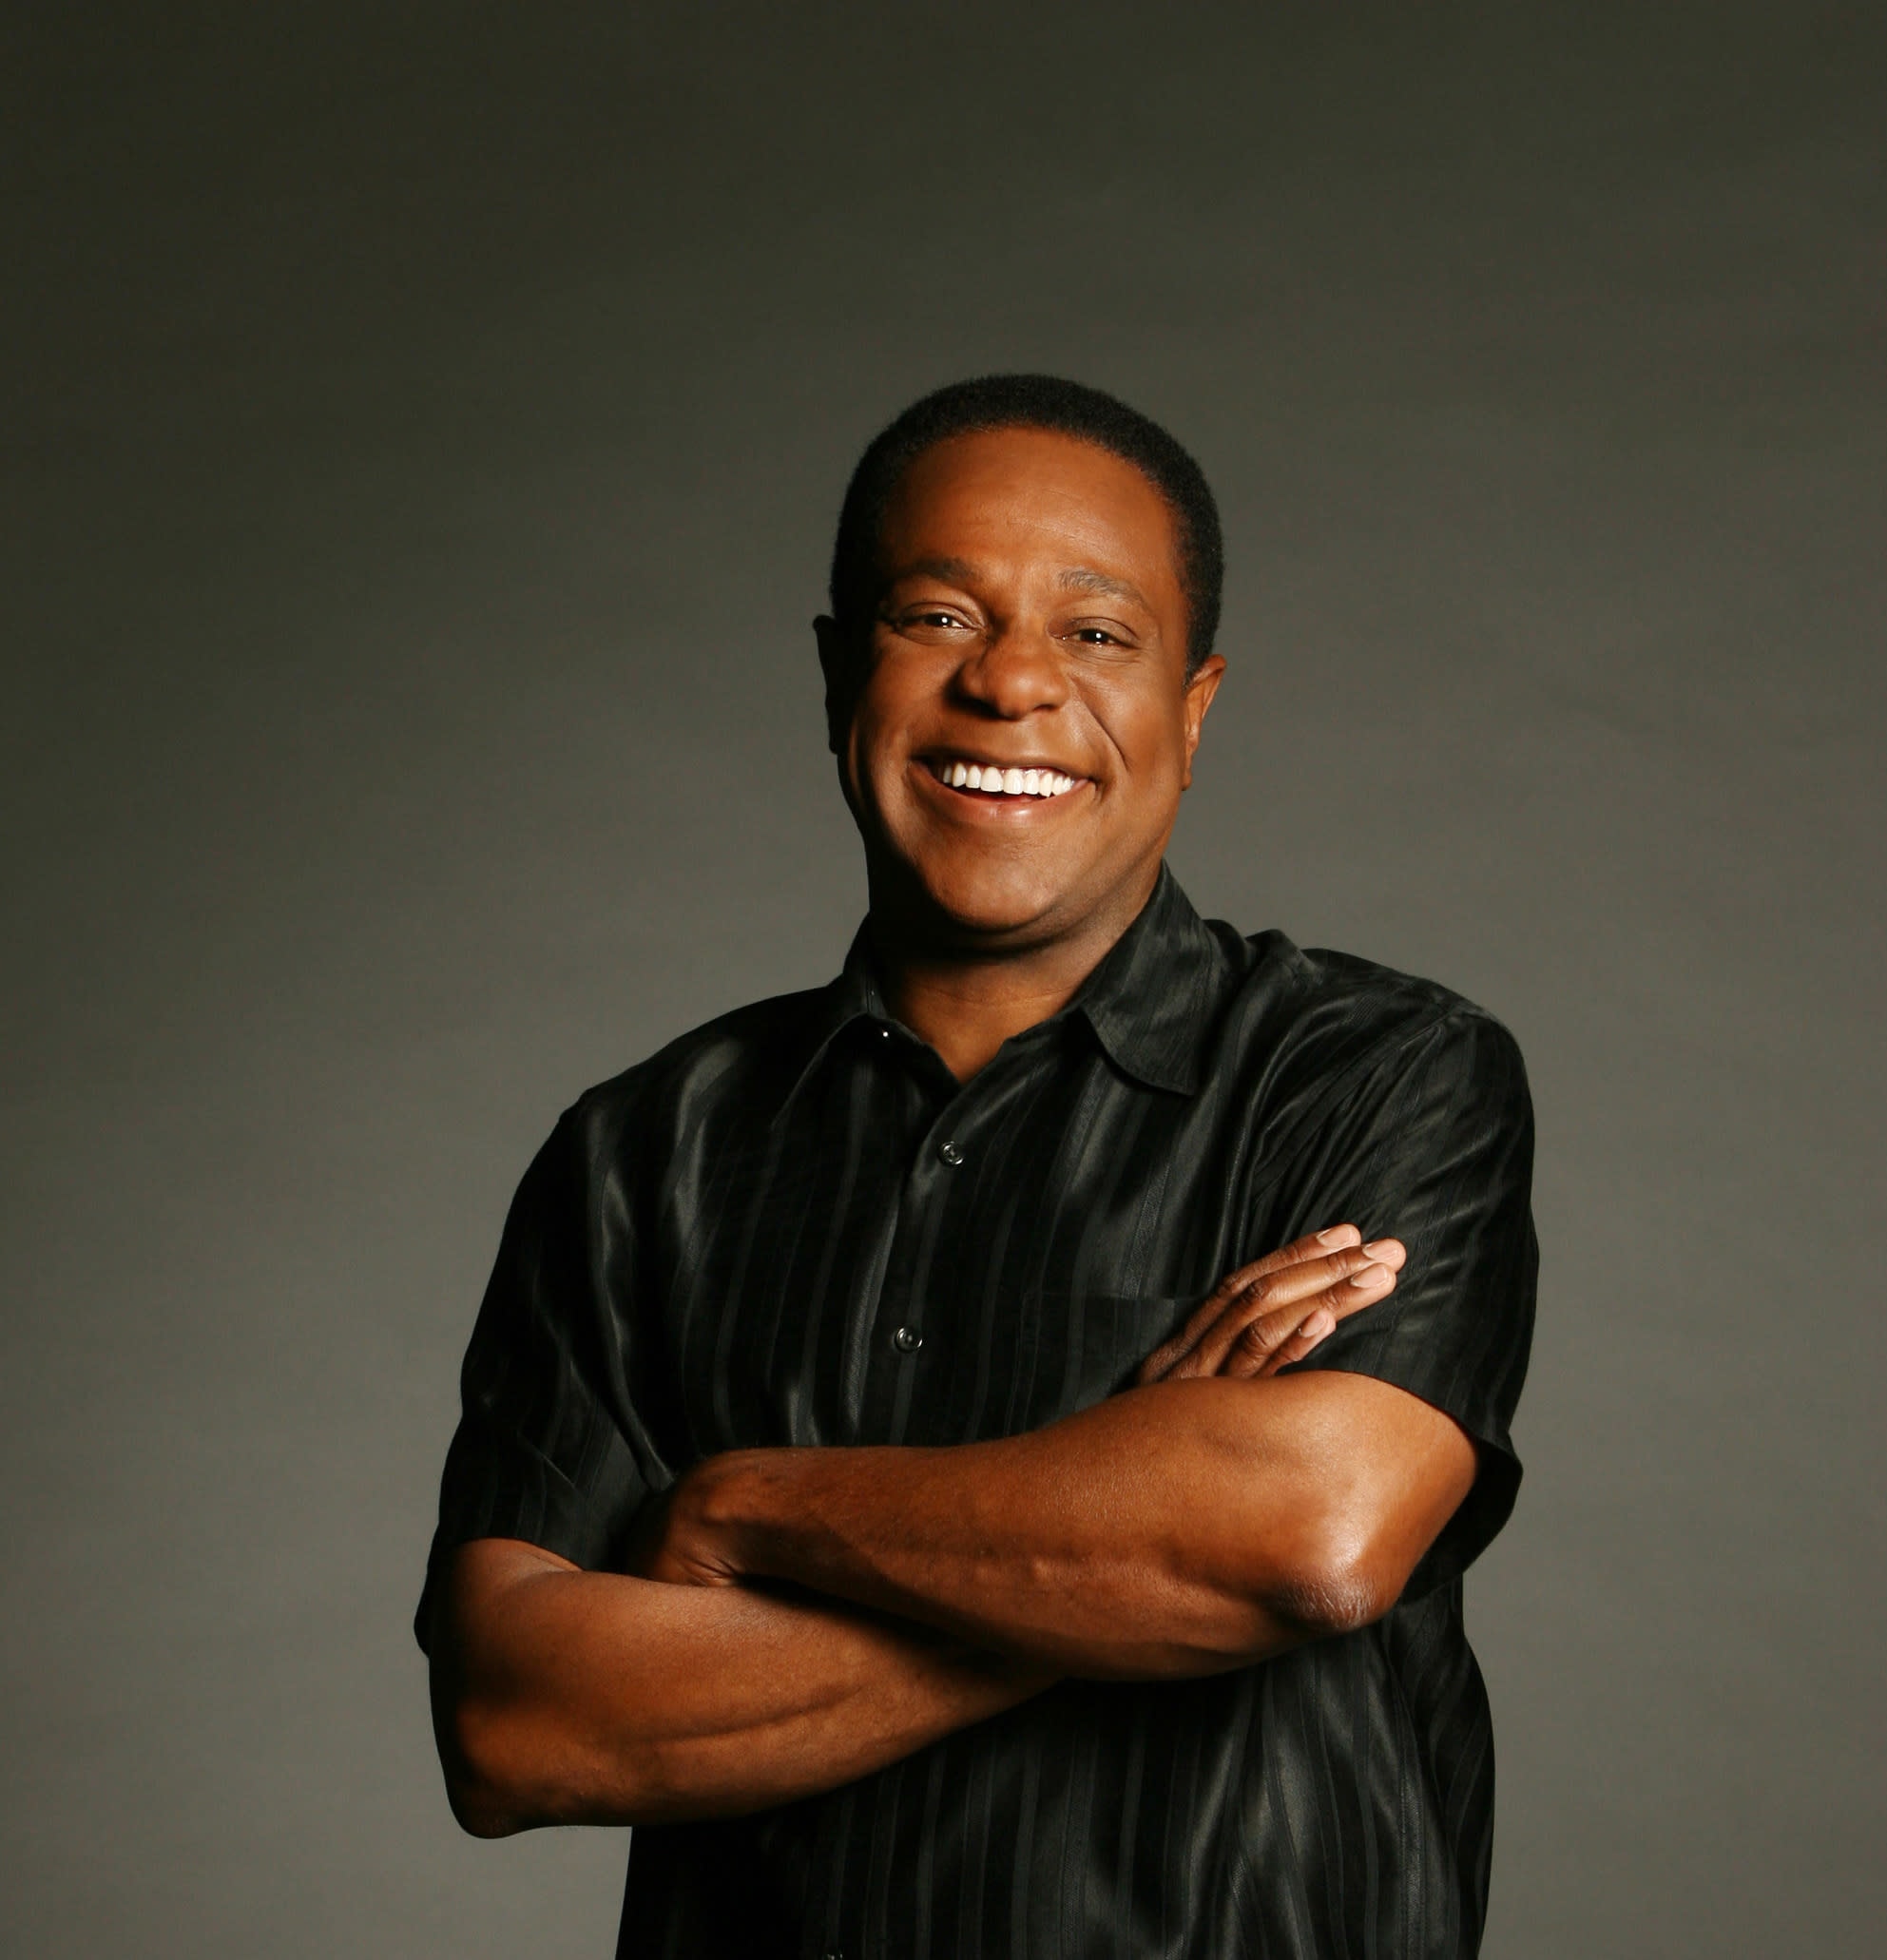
[
  {"x1": 894, "y1": 1325, "x2": 924, "y2": 1353},
  {"x1": 938, "y1": 1139, "x2": 964, "y2": 1166}
]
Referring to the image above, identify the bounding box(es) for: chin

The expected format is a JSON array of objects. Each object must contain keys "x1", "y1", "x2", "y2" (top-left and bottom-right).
[{"x1": 911, "y1": 856, "x2": 1086, "y2": 942}]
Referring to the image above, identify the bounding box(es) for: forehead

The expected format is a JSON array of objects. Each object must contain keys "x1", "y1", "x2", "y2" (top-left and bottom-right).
[{"x1": 876, "y1": 427, "x2": 1184, "y2": 606}]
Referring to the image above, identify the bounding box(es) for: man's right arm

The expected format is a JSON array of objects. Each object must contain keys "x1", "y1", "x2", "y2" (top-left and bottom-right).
[{"x1": 428, "y1": 1537, "x2": 1052, "y2": 1835}]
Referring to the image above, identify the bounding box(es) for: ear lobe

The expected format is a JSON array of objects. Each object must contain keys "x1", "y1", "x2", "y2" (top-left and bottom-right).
[{"x1": 1180, "y1": 654, "x2": 1226, "y2": 785}]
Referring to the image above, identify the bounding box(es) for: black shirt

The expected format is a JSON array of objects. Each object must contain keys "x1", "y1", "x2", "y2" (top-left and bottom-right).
[{"x1": 419, "y1": 867, "x2": 1537, "y2": 1959}]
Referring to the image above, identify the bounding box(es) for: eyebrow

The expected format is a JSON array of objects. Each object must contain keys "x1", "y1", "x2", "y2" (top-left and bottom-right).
[
  {"x1": 885, "y1": 558, "x2": 1150, "y2": 609},
  {"x1": 888, "y1": 555, "x2": 978, "y2": 588},
  {"x1": 1057, "y1": 566, "x2": 1148, "y2": 608}
]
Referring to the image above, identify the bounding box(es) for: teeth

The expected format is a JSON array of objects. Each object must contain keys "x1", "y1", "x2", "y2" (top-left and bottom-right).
[{"x1": 936, "y1": 759, "x2": 1081, "y2": 799}]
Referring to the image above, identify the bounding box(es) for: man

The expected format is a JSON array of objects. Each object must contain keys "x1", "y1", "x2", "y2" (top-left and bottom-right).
[{"x1": 419, "y1": 375, "x2": 1536, "y2": 1957}]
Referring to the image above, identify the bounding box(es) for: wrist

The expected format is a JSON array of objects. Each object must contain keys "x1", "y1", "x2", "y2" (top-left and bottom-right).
[{"x1": 680, "y1": 1448, "x2": 780, "y2": 1577}]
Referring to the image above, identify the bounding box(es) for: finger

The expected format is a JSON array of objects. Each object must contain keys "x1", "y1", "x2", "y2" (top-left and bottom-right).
[
  {"x1": 1140, "y1": 1239, "x2": 1377, "y2": 1384},
  {"x1": 1252, "y1": 1222, "x2": 1365, "y2": 1273},
  {"x1": 1236, "y1": 1304, "x2": 1337, "y2": 1379},
  {"x1": 1233, "y1": 1249, "x2": 1405, "y2": 1378},
  {"x1": 1149, "y1": 1237, "x2": 1407, "y2": 1384},
  {"x1": 1203, "y1": 1295, "x2": 1325, "y2": 1380},
  {"x1": 1199, "y1": 1239, "x2": 1402, "y2": 1379},
  {"x1": 1136, "y1": 1226, "x2": 1367, "y2": 1384},
  {"x1": 1175, "y1": 1252, "x2": 1398, "y2": 1380},
  {"x1": 1325, "y1": 1239, "x2": 1406, "y2": 1318},
  {"x1": 1219, "y1": 1269, "x2": 1392, "y2": 1382}
]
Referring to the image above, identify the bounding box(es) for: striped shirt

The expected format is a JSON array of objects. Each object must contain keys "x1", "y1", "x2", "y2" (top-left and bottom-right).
[{"x1": 419, "y1": 865, "x2": 1537, "y2": 1957}]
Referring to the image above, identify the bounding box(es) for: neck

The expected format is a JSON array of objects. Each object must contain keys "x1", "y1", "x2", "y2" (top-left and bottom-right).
[{"x1": 869, "y1": 867, "x2": 1161, "y2": 1082}]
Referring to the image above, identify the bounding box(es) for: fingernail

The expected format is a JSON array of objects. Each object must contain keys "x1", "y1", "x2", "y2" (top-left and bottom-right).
[
  {"x1": 1362, "y1": 1239, "x2": 1400, "y2": 1261},
  {"x1": 1302, "y1": 1308, "x2": 1335, "y2": 1337},
  {"x1": 1317, "y1": 1226, "x2": 1354, "y2": 1247},
  {"x1": 1348, "y1": 1264, "x2": 1390, "y2": 1288}
]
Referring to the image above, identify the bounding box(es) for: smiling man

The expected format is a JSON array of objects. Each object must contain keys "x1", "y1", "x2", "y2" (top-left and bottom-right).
[{"x1": 419, "y1": 375, "x2": 1537, "y2": 1957}]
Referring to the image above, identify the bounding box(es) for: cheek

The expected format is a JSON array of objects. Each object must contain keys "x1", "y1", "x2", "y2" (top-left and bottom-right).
[
  {"x1": 1093, "y1": 688, "x2": 1191, "y2": 788},
  {"x1": 846, "y1": 687, "x2": 921, "y2": 813},
  {"x1": 852, "y1": 654, "x2": 946, "y2": 778}
]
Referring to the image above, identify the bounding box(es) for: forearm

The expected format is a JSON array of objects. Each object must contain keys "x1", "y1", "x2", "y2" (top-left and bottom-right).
[
  {"x1": 431, "y1": 1540, "x2": 1052, "y2": 1835},
  {"x1": 686, "y1": 1375, "x2": 1463, "y2": 1676}
]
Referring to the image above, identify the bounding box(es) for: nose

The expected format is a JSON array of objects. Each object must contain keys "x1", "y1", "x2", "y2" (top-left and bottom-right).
[{"x1": 953, "y1": 622, "x2": 1069, "y2": 720}]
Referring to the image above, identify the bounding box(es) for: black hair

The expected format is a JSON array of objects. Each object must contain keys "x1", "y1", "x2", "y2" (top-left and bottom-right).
[{"x1": 827, "y1": 374, "x2": 1223, "y2": 677}]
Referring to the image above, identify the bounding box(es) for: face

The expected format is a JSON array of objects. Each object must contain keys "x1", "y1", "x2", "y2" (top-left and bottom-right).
[{"x1": 818, "y1": 426, "x2": 1224, "y2": 951}]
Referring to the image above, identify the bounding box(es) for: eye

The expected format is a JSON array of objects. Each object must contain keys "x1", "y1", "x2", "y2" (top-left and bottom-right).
[
  {"x1": 1070, "y1": 625, "x2": 1122, "y2": 646},
  {"x1": 894, "y1": 605, "x2": 977, "y2": 640}
]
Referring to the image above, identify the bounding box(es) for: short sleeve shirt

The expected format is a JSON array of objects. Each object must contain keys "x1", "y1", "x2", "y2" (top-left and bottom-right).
[{"x1": 418, "y1": 866, "x2": 1538, "y2": 1959}]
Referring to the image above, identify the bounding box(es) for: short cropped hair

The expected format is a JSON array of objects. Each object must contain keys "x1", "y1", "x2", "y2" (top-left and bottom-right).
[{"x1": 827, "y1": 375, "x2": 1223, "y2": 677}]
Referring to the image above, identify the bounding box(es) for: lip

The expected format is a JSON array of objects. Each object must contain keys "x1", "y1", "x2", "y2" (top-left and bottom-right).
[{"x1": 911, "y1": 753, "x2": 1094, "y2": 815}]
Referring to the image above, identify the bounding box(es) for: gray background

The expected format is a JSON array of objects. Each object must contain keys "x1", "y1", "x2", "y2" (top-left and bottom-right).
[{"x1": 4, "y1": 4, "x2": 1881, "y2": 1953}]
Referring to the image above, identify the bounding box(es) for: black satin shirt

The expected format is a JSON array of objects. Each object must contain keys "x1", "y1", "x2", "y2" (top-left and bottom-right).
[{"x1": 419, "y1": 866, "x2": 1537, "y2": 1958}]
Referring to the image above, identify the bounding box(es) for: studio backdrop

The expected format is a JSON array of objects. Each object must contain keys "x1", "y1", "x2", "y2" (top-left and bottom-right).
[{"x1": 3, "y1": 5, "x2": 1881, "y2": 1955}]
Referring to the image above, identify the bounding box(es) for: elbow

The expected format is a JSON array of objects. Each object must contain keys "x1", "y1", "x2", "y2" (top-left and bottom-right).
[
  {"x1": 448, "y1": 1779, "x2": 524, "y2": 1841},
  {"x1": 435, "y1": 1672, "x2": 631, "y2": 1836},
  {"x1": 437, "y1": 1692, "x2": 534, "y2": 1837},
  {"x1": 435, "y1": 1682, "x2": 674, "y2": 1835},
  {"x1": 1261, "y1": 1528, "x2": 1406, "y2": 1642},
  {"x1": 1268, "y1": 1560, "x2": 1394, "y2": 1640},
  {"x1": 427, "y1": 1544, "x2": 657, "y2": 1835}
]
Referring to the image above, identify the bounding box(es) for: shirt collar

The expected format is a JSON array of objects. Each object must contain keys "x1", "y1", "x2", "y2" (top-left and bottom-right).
[
  {"x1": 775, "y1": 929, "x2": 895, "y2": 1116},
  {"x1": 1063, "y1": 863, "x2": 1226, "y2": 1095},
  {"x1": 791, "y1": 861, "x2": 1228, "y2": 1105}
]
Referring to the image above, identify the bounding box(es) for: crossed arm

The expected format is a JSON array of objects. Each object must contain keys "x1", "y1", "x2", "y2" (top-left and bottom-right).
[{"x1": 429, "y1": 1228, "x2": 1477, "y2": 1836}]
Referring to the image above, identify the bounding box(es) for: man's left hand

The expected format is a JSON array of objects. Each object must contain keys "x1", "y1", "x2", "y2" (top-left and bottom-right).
[{"x1": 1135, "y1": 1225, "x2": 1404, "y2": 1385}]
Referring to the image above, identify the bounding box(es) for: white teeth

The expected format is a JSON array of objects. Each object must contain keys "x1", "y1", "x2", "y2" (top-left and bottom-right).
[{"x1": 936, "y1": 759, "x2": 1082, "y2": 797}]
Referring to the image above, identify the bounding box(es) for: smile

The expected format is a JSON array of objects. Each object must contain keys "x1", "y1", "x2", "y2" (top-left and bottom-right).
[{"x1": 927, "y1": 757, "x2": 1083, "y2": 800}]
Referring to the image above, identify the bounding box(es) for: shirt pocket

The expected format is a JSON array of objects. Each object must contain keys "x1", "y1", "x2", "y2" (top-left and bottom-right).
[{"x1": 912, "y1": 1289, "x2": 1209, "y2": 1445}]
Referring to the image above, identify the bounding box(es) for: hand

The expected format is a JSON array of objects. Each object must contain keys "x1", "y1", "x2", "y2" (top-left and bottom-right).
[
  {"x1": 621, "y1": 1459, "x2": 748, "y2": 1588},
  {"x1": 1135, "y1": 1224, "x2": 1404, "y2": 1385}
]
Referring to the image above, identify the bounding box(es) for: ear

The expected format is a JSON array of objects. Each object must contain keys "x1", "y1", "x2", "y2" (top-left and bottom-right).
[
  {"x1": 814, "y1": 615, "x2": 859, "y2": 756},
  {"x1": 1179, "y1": 654, "x2": 1226, "y2": 789}
]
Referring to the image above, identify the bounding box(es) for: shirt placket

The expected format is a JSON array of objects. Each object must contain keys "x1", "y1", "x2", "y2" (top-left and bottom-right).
[{"x1": 856, "y1": 1039, "x2": 992, "y2": 1448}]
